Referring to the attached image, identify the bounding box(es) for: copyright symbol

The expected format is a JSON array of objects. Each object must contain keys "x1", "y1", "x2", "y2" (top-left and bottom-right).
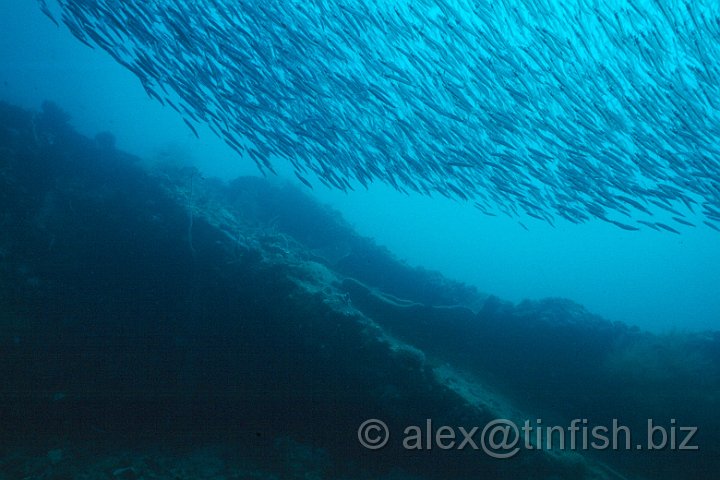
[
  {"x1": 358, "y1": 419, "x2": 389, "y2": 449},
  {"x1": 481, "y1": 419, "x2": 521, "y2": 459}
]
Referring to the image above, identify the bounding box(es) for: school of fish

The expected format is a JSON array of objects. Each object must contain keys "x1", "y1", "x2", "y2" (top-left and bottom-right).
[{"x1": 38, "y1": 0, "x2": 720, "y2": 232}]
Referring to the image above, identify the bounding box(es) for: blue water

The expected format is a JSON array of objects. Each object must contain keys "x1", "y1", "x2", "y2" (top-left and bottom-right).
[
  {"x1": 2, "y1": 3, "x2": 720, "y2": 479},
  {"x1": 2, "y1": 1, "x2": 719, "y2": 334}
]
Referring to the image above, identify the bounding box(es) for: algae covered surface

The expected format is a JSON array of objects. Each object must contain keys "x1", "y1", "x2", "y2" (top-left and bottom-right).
[{"x1": 1, "y1": 102, "x2": 719, "y2": 479}]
